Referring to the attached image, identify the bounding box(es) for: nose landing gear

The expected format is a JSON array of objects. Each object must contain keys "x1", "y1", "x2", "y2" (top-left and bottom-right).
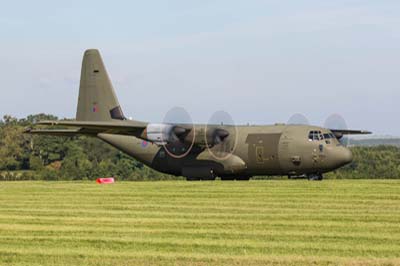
[
  {"x1": 288, "y1": 174, "x2": 323, "y2": 181},
  {"x1": 307, "y1": 173, "x2": 323, "y2": 181}
]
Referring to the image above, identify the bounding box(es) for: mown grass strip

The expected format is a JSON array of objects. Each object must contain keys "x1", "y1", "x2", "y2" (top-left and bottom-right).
[{"x1": 0, "y1": 180, "x2": 399, "y2": 265}]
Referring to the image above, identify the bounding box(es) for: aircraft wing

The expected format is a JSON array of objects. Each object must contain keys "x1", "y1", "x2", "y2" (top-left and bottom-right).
[
  {"x1": 27, "y1": 120, "x2": 196, "y2": 146},
  {"x1": 330, "y1": 129, "x2": 372, "y2": 139},
  {"x1": 28, "y1": 120, "x2": 211, "y2": 149},
  {"x1": 330, "y1": 129, "x2": 372, "y2": 135},
  {"x1": 28, "y1": 120, "x2": 148, "y2": 136}
]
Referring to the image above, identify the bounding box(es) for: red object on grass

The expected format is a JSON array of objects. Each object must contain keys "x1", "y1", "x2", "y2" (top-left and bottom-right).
[{"x1": 96, "y1": 177, "x2": 115, "y2": 184}]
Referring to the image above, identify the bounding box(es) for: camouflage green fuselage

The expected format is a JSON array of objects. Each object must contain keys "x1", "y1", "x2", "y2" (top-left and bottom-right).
[{"x1": 97, "y1": 124, "x2": 352, "y2": 178}]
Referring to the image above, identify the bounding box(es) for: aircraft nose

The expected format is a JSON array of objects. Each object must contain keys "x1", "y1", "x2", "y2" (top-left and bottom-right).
[
  {"x1": 340, "y1": 148, "x2": 353, "y2": 165},
  {"x1": 330, "y1": 146, "x2": 353, "y2": 168}
]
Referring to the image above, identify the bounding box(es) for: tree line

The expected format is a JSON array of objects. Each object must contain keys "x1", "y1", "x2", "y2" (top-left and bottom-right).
[
  {"x1": 0, "y1": 114, "x2": 178, "y2": 181},
  {"x1": 1, "y1": 114, "x2": 399, "y2": 180}
]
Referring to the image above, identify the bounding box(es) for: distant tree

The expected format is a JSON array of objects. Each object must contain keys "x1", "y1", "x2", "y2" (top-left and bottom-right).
[
  {"x1": 30, "y1": 135, "x2": 70, "y2": 165},
  {"x1": 41, "y1": 168, "x2": 60, "y2": 181},
  {"x1": 29, "y1": 155, "x2": 43, "y2": 171},
  {"x1": 3, "y1": 115, "x2": 18, "y2": 126},
  {"x1": 26, "y1": 113, "x2": 58, "y2": 124},
  {"x1": 0, "y1": 125, "x2": 26, "y2": 170}
]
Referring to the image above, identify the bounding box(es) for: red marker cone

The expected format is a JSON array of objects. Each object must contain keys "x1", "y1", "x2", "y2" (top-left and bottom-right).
[{"x1": 96, "y1": 177, "x2": 115, "y2": 184}]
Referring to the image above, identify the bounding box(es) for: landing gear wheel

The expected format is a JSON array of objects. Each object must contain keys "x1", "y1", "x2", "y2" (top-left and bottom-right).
[
  {"x1": 308, "y1": 174, "x2": 323, "y2": 181},
  {"x1": 236, "y1": 177, "x2": 250, "y2": 181}
]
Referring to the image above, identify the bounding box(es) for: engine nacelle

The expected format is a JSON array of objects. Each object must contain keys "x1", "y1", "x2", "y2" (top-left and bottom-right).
[{"x1": 146, "y1": 123, "x2": 175, "y2": 145}]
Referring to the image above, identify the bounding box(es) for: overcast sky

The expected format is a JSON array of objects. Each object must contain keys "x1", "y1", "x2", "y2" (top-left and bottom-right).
[{"x1": 0, "y1": 1, "x2": 399, "y2": 135}]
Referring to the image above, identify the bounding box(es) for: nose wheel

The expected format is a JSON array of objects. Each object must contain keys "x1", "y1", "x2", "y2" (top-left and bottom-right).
[{"x1": 308, "y1": 174, "x2": 323, "y2": 181}]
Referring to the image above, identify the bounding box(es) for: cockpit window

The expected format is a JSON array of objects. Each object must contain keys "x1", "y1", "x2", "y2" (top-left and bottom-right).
[
  {"x1": 308, "y1": 130, "x2": 324, "y2": 141},
  {"x1": 322, "y1": 132, "x2": 338, "y2": 144}
]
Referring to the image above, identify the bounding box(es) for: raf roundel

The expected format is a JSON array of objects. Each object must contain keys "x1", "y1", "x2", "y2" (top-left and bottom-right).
[
  {"x1": 92, "y1": 103, "x2": 98, "y2": 113},
  {"x1": 141, "y1": 140, "x2": 149, "y2": 148}
]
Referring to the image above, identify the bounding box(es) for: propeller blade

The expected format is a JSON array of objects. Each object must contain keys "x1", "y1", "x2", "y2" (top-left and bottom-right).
[
  {"x1": 323, "y1": 114, "x2": 349, "y2": 146},
  {"x1": 287, "y1": 113, "x2": 310, "y2": 125},
  {"x1": 162, "y1": 106, "x2": 195, "y2": 158},
  {"x1": 206, "y1": 110, "x2": 238, "y2": 161}
]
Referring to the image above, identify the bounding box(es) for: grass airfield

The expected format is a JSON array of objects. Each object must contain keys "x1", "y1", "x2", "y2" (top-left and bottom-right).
[{"x1": 0, "y1": 180, "x2": 399, "y2": 266}]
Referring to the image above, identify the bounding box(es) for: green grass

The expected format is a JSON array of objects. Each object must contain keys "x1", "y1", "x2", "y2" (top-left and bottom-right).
[{"x1": 0, "y1": 180, "x2": 399, "y2": 266}]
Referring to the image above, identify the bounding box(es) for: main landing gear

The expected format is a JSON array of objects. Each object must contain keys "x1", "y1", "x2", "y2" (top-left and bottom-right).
[
  {"x1": 221, "y1": 176, "x2": 250, "y2": 181},
  {"x1": 186, "y1": 176, "x2": 251, "y2": 181},
  {"x1": 186, "y1": 176, "x2": 216, "y2": 181}
]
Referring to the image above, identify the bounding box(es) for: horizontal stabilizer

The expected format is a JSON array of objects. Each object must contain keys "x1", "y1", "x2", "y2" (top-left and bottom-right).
[
  {"x1": 33, "y1": 120, "x2": 148, "y2": 136},
  {"x1": 25, "y1": 128, "x2": 87, "y2": 136}
]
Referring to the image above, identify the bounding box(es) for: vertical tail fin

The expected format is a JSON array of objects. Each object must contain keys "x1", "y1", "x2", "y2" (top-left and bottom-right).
[{"x1": 76, "y1": 49, "x2": 126, "y2": 121}]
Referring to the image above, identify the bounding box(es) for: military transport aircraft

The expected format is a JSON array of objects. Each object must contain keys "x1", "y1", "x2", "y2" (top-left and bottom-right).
[{"x1": 26, "y1": 49, "x2": 371, "y2": 181}]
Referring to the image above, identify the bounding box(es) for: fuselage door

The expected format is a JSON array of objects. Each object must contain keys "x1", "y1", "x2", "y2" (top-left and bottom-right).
[
  {"x1": 256, "y1": 146, "x2": 264, "y2": 164},
  {"x1": 246, "y1": 133, "x2": 282, "y2": 174}
]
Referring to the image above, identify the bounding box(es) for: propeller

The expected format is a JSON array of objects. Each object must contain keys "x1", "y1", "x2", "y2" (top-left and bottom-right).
[
  {"x1": 323, "y1": 114, "x2": 350, "y2": 146},
  {"x1": 212, "y1": 128, "x2": 230, "y2": 144},
  {"x1": 205, "y1": 111, "x2": 238, "y2": 161},
  {"x1": 169, "y1": 125, "x2": 189, "y2": 142},
  {"x1": 287, "y1": 113, "x2": 310, "y2": 125},
  {"x1": 162, "y1": 106, "x2": 195, "y2": 158}
]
